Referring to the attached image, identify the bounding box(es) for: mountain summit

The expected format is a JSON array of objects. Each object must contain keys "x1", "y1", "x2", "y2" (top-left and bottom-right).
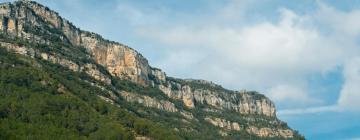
[{"x1": 0, "y1": 1, "x2": 304, "y2": 139}]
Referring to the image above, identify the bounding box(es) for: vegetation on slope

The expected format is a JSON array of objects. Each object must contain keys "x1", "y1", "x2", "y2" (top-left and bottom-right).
[{"x1": 0, "y1": 48, "x2": 181, "y2": 140}]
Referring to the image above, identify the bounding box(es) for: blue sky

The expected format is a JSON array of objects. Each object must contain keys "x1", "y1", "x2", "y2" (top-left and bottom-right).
[{"x1": 2, "y1": 0, "x2": 360, "y2": 139}]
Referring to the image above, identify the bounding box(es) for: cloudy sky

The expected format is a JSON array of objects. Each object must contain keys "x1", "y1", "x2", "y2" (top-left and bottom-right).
[{"x1": 3, "y1": 0, "x2": 360, "y2": 139}]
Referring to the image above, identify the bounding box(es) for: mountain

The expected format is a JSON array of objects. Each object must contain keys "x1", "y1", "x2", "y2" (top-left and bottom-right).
[{"x1": 0, "y1": 1, "x2": 304, "y2": 139}]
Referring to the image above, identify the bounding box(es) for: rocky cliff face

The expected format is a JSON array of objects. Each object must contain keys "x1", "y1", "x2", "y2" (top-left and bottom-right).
[
  {"x1": 205, "y1": 117, "x2": 294, "y2": 138},
  {"x1": 0, "y1": 1, "x2": 303, "y2": 139},
  {"x1": 0, "y1": 1, "x2": 156, "y2": 85},
  {"x1": 159, "y1": 79, "x2": 276, "y2": 117}
]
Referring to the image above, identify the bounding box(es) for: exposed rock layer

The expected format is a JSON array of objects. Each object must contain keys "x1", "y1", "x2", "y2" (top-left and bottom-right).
[
  {"x1": 0, "y1": 1, "x2": 155, "y2": 85},
  {"x1": 159, "y1": 82, "x2": 276, "y2": 117},
  {"x1": 205, "y1": 117, "x2": 294, "y2": 138},
  {"x1": 0, "y1": 41, "x2": 111, "y2": 84},
  {"x1": 120, "y1": 91, "x2": 179, "y2": 113}
]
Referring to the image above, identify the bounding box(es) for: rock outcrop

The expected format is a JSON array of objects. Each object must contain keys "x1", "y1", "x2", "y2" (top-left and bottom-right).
[
  {"x1": 120, "y1": 91, "x2": 179, "y2": 113},
  {"x1": 80, "y1": 32, "x2": 153, "y2": 85},
  {"x1": 159, "y1": 79, "x2": 276, "y2": 117},
  {"x1": 247, "y1": 126, "x2": 294, "y2": 138},
  {"x1": 205, "y1": 117, "x2": 241, "y2": 131},
  {"x1": 0, "y1": 1, "x2": 159, "y2": 86},
  {"x1": 205, "y1": 117, "x2": 295, "y2": 138}
]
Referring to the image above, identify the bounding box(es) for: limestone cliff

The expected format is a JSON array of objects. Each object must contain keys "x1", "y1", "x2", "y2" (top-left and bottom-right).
[
  {"x1": 205, "y1": 117, "x2": 294, "y2": 138},
  {"x1": 159, "y1": 79, "x2": 276, "y2": 117},
  {"x1": 0, "y1": 0, "x2": 155, "y2": 85},
  {"x1": 0, "y1": 1, "x2": 303, "y2": 139}
]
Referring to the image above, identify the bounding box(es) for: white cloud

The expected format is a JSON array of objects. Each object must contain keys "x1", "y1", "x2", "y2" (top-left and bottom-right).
[
  {"x1": 116, "y1": 4, "x2": 146, "y2": 24},
  {"x1": 279, "y1": 58, "x2": 360, "y2": 115},
  {"x1": 338, "y1": 58, "x2": 360, "y2": 111},
  {"x1": 277, "y1": 4, "x2": 360, "y2": 115},
  {"x1": 267, "y1": 84, "x2": 322, "y2": 108},
  {"x1": 277, "y1": 105, "x2": 340, "y2": 115},
  {"x1": 136, "y1": 4, "x2": 359, "y2": 109},
  {"x1": 115, "y1": 3, "x2": 165, "y2": 26},
  {"x1": 315, "y1": 2, "x2": 360, "y2": 36}
]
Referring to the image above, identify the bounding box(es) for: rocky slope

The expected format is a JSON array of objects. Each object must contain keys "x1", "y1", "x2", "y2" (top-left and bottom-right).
[{"x1": 0, "y1": 1, "x2": 304, "y2": 139}]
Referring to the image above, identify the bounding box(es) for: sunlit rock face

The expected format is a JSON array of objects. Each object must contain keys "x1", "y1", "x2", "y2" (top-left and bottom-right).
[
  {"x1": 0, "y1": 1, "x2": 155, "y2": 86},
  {"x1": 120, "y1": 91, "x2": 179, "y2": 113},
  {"x1": 80, "y1": 34, "x2": 154, "y2": 85},
  {"x1": 158, "y1": 80, "x2": 276, "y2": 117},
  {"x1": 205, "y1": 117, "x2": 295, "y2": 138}
]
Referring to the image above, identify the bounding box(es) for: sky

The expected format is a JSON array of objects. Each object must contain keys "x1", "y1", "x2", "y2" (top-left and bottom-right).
[{"x1": 2, "y1": 0, "x2": 360, "y2": 139}]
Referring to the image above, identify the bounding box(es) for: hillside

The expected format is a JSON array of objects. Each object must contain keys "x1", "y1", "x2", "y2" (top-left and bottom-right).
[{"x1": 0, "y1": 1, "x2": 304, "y2": 139}]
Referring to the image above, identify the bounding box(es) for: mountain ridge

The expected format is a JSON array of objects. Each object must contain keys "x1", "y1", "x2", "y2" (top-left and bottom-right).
[{"x1": 0, "y1": 1, "x2": 304, "y2": 139}]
